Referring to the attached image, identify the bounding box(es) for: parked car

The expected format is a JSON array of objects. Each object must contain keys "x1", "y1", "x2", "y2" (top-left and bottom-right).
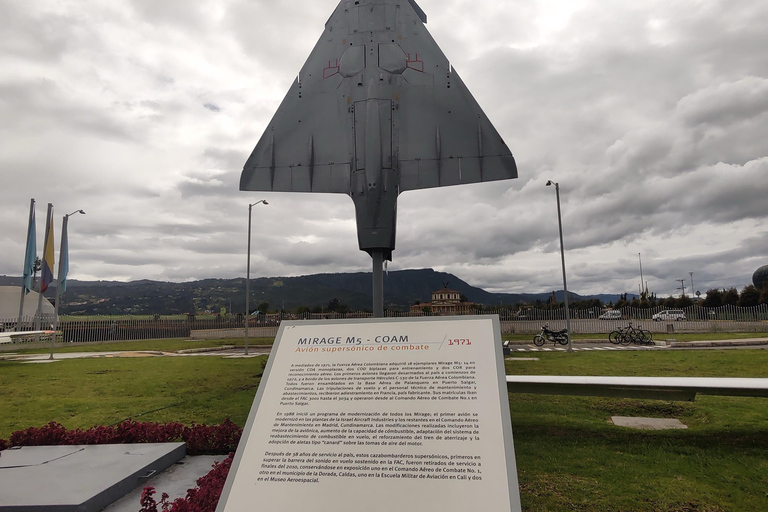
[
  {"x1": 598, "y1": 310, "x2": 622, "y2": 320},
  {"x1": 652, "y1": 309, "x2": 686, "y2": 321}
]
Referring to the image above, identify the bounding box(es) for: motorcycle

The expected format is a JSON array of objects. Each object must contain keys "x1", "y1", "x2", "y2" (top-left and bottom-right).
[{"x1": 533, "y1": 324, "x2": 569, "y2": 346}]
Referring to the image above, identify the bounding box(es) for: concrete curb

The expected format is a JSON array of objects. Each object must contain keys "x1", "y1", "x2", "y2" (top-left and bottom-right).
[
  {"x1": 668, "y1": 339, "x2": 768, "y2": 348},
  {"x1": 176, "y1": 345, "x2": 235, "y2": 354},
  {"x1": 176, "y1": 344, "x2": 273, "y2": 354},
  {"x1": 504, "y1": 338, "x2": 605, "y2": 346}
]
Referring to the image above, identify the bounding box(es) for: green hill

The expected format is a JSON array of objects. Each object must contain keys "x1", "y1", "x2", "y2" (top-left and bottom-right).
[{"x1": 0, "y1": 271, "x2": 622, "y2": 316}]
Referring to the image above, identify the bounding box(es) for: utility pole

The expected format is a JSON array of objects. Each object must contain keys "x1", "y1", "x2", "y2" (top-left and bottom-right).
[
  {"x1": 546, "y1": 180, "x2": 572, "y2": 353},
  {"x1": 689, "y1": 272, "x2": 695, "y2": 297},
  {"x1": 676, "y1": 279, "x2": 686, "y2": 297},
  {"x1": 638, "y1": 253, "x2": 644, "y2": 298}
]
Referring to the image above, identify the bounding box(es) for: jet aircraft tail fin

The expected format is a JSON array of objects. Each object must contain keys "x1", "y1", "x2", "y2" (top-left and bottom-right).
[
  {"x1": 240, "y1": 0, "x2": 516, "y2": 197},
  {"x1": 407, "y1": 0, "x2": 427, "y2": 23}
]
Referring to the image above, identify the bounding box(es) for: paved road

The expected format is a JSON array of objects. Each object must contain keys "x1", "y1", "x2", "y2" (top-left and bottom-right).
[
  {"x1": 0, "y1": 347, "x2": 272, "y2": 363},
  {"x1": 3, "y1": 339, "x2": 767, "y2": 362},
  {"x1": 509, "y1": 344, "x2": 666, "y2": 353}
]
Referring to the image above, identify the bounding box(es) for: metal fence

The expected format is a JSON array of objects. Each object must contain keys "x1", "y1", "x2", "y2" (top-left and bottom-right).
[{"x1": 1, "y1": 304, "x2": 766, "y2": 346}]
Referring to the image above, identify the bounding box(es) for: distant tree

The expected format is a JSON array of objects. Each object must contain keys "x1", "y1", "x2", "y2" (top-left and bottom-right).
[
  {"x1": 257, "y1": 301, "x2": 270, "y2": 315},
  {"x1": 760, "y1": 288, "x2": 768, "y2": 306},
  {"x1": 460, "y1": 294, "x2": 469, "y2": 302},
  {"x1": 327, "y1": 298, "x2": 350, "y2": 314},
  {"x1": 615, "y1": 293, "x2": 630, "y2": 309},
  {"x1": 294, "y1": 305, "x2": 311, "y2": 316},
  {"x1": 739, "y1": 285, "x2": 761, "y2": 308},
  {"x1": 569, "y1": 298, "x2": 601, "y2": 310},
  {"x1": 675, "y1": 295, "x2": 693, "y2": 308},
  {"x1": 659, "y1": 296, "x2": 677, "y2": 308},
  {"x1": 421, "y1": 306, "x2": 432, "y2": 315},
  {"x1": 722, "y1": 288, "x2": 739, "y2": 306},
  {"x1": 702, "y1": 289, "x2": 722, "y2": 308}
]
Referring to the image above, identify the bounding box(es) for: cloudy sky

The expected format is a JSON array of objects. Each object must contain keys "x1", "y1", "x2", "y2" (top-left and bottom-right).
[{"x1": 1, "y1": 0, "x2": 767, "y2": 299}]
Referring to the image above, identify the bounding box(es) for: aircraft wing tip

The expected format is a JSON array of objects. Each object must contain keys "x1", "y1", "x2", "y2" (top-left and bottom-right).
[{"x1": 407, "y1": 0, "x2": 427, "y2": 23}]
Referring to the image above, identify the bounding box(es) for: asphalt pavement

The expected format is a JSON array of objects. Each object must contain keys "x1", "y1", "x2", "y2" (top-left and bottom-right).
[{"x1": 2, "y1": 338, "x2": 768, "y2": 362}]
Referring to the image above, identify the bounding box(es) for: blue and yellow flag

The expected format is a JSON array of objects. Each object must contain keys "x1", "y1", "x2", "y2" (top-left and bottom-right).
[{"x1": 40, "y1": 204, "x2": 55, "y2": 293}]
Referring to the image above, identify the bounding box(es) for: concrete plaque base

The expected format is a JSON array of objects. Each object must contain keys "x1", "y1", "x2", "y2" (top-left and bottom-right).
[{"x1": 0, "y1": 443, "x2": 186, "y2": 512}]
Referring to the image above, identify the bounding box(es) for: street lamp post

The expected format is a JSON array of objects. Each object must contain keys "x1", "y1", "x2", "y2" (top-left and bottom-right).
[
  {"x1": 689, "y1": 271, "x2": 695, "y2": 299},
  {"x1": 245, "y1": 200, "x2": 268, "y2": 355},
  {"x1": 52, "y1": 209, "x2": 85, "y2": 360},
  {"x1": 546, "y1": 180, "x2": 572, "y2": 353}
]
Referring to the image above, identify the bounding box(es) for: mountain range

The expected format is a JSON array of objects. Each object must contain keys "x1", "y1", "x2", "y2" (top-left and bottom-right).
[{"x1": 0, "y1": 270, "x2": 627, "y2": 316}]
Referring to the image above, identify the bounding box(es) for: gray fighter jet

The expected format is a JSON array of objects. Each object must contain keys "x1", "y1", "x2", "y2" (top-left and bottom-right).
[{"x1": 240, "y1": 0, "x2": 517, "y2": 315}]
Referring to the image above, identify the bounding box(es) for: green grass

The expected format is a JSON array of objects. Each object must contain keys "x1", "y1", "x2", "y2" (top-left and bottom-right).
[
  {"x1": 2, "y1": 347, "x2": 767, "y2": 510},
  {"x1": 505, "y1": 350, "x2": 768, "y2": 510},
  {"x1": 0, "y1": 356, "x2": 267, "y2": 435}
]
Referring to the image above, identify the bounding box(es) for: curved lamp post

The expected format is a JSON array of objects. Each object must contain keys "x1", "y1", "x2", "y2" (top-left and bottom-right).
[
  {"x1": 245, "y1": 200, "x2": 268, "y2": 355},
  {"x1": 51, "y1": 209, "x2": 85, "y2": 359},
  {"x1": 546, "y1": 181, "x2": 572, "y2": 353}
]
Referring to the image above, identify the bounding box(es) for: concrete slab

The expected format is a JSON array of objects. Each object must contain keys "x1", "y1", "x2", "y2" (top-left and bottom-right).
[
  {"x1": 505, "y1": 357, "x2": 540, "y2": 361},
  {"x1": 0, "y1": 443, "x2": 185, "y2": 512},
  {"x1": 103, "y1": 455, "x2": 226, "y2": 512},
  {"x1": 611, "y1": 416, "x2": 688, "y2": 430}
]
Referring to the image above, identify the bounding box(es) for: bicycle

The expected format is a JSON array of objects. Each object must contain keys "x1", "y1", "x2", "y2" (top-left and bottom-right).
[{"x1": 608, "y1": 323, "x2": 653, "y2": 346}]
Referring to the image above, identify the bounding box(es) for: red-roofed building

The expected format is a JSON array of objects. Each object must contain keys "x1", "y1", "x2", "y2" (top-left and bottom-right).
[{"x1": 410, "y1": 287, "x2": 474, "y2": 315}]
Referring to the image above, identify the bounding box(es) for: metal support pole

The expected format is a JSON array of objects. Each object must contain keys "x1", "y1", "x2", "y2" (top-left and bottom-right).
[
  {"x1": 552, "y1": 182, "x2": 572, "y2": 352},
  {"x1": 52, "y1": 214, "x2": 69, "y2": 359},
  {"x1": 245, "y1": 204, "x2": 253, "y2": 355},
  {"x1": 49, "y1": 210, "x2": 83, "y2": 357},
  {"x1": 244, "y1": 200, "x2": 267, "y2": 355},
  {"x1": 372, "y1": 250, "x2": 384, "y2": 318}
]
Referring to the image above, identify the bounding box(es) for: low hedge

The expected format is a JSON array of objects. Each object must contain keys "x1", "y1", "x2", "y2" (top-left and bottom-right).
[
  {"x1": 2, "y1": 418, "x2": 241, "y2": 455},
  {"x1": 140, "y1": 454, "x2": 234, "y2": 512}
]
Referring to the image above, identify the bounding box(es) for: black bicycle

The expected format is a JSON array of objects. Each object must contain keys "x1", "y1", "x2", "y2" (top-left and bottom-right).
[{"x1": 609, "y1": 322, "x2": 653, "y2": 346}]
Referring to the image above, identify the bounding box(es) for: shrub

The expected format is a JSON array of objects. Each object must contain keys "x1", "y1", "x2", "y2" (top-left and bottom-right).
[
  {"x1": 140, "y1": 453, "x2": 234, "y2": 512},
  {"x1": 4, "y1": 419, "x2": 241, "y2": 455}
]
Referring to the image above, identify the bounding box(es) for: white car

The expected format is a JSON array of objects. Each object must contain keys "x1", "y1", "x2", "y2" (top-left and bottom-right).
[
  {"x1": 652, "y1": 309, "x2": 686, "y2": 321},
  {"x1": 598, "y1": 310, "x2": 622, "y2": 320}
]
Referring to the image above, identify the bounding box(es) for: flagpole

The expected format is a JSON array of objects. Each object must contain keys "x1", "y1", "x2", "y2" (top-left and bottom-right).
[
  {"x1": 17, "y1": 199, "x2": 36, "y2": 332},
  {"x1": 35, "y1": 203, "x2": 54, "y2": 340},
  {"x1": 53, "y1": 215, "x2": 68, "y2": 358},
  {"x1": 52, "y1": 210, "x2": 84, "y2": 358}
]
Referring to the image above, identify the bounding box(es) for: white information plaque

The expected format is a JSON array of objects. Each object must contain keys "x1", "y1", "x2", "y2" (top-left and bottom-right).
[{"x1": 217, "y1": 316, "x2": 521, "y2": 512}]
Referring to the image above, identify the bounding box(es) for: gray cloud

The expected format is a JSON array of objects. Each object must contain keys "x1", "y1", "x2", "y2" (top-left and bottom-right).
[{"x1": 1, "y1": 0, "x2": 767, "y2": 301}]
